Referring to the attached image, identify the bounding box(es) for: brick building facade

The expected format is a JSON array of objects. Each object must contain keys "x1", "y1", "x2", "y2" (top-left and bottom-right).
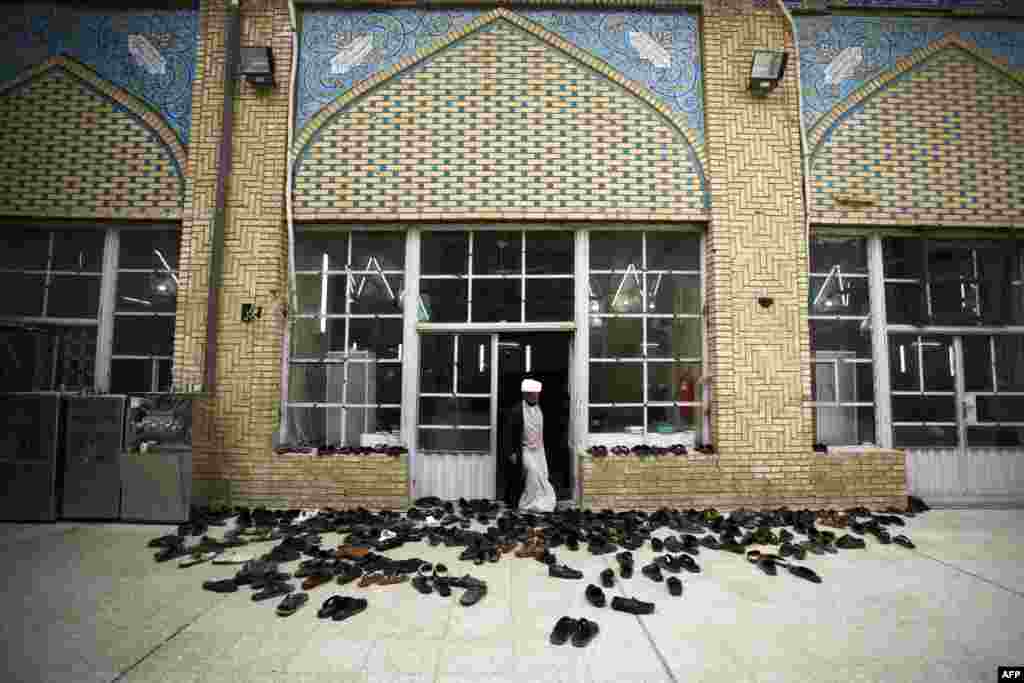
[{"x1": 2, "y1": 0, "x2": 1022, "y2": 512}]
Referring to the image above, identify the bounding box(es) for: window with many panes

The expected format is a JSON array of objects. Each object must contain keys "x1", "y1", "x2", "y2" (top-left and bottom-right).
[
  {"x1": 418, "y1": 230, "x2": 575, "y2": 323},
  {"x1": 587, "y1": 231, "x2": 703, "y2": 442},
  {"x1": 0, "y1": 226, "x2": 179, "y2": 393},
  {"x1": 286, "y1": 230, "x2": 404, "y2": 447},
  {"x1": 808, "y1": 236, "x2": 875, "y2": 446},
  {"x1": 418, "y1": 333, "x2": 491, "y2": 453}
]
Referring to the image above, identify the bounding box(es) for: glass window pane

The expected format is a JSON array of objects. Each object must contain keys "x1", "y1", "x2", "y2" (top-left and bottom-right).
[
  {"x1": 977, "y1": 247, "x2": 1012, "y2": 323},
  {"x1": 889, "y1": 336, "x2": 920, "y2": 391},
  {"x1": 590, "y1": 318, "x2": 642, "y2": 358},
  {"x1": 348, "y1": 318, "x2": 401, "y2": 360},
  {"x1": 1, "y1": 229, "x2": 50, "y2": 269},
  {"x1": 892, "y1": 396, "x2": 956, "y2": 422},
  {"x1": 116, "y1": 273, "x2": 176, "y2": 313},
  {"x1": 158, "y1": 359, "x2": 173, "y2": 392},
  {"x1": 419, "y1": 428, "x2": 487, "y2": 452},
  {"x1": 648, "y1": 405, "x2": 701, "y2": 435},
  {"x1": 893, "y1": 425, "x2": 957, "y2": 447},
  {"x1": 351, "y1": 231, "x2": 404, "y2": 271},
  {"x1": 588, "y1": 407, "x2": 644, "y2": 434},
  {"x1": 883, "y1": 238, "x2": 923, "y2": 278},
  {"x1": 473, "y1": 231, "x2": 521, "y2": 275},
  {"x1": 110, "y1": 358, "x2": 151, "y2": 394},
  {"x1": 290, "y1": 318, "x2": 330, "y2": 359},
  {"x1": 375, "y1": 408, "x2": 401, "y2": 434},
  {"x1": 646, "y1": 233, "x2": 700, "y2": 271},
  {"x1": 350, "y1": 274, "x2": 402, "y2": 315},
  {"x1": 967, "y1": 427, "x2": 1024, "y2": 448},
  {"x1": 456, "y1": 335, "x2": 490, "y2": 394},
  {"x1": 294, "y1": 274, "x2": 322, "y2": 315},
  {"x1": 420, "y1": 280, "x2": 467, "y2": 323},
  {"x1": 589, "y1": 363, "x2": 642, "y2": 403},
  {"x1": 647, "y1": 362, "x2": 702, "y2": 403},
  {"x1": 963, "y1": 336, "x2": 993, "y2": 393},
  {"x1": 56, "y1": 327, "x2": 95, "y2": 390},
  {"x1": 885, "y1": 282, "x2": 925, "y2": 325},
  {"x1": 47, "y1": 275, "x2": 100, "y2": 318},
  {"x1": 590, "y1": 273, "x2": 642, "y2": 315},
  {"x1": 853, "y1": 362, "x2": 875, "y2": 403},
  {"x1": 422, "y1": 232, "x2": 467, "y2": 275},
  {"x1": 525, "y1": 231, "x2": 573, "y2": 274},
  {"x1": 646, "y1": 318, "x2": 702, "y2": 360},
  {"x1": 113, "y1": 316, "x2": 174, "y2": 356},
  {"x1": 325, "y1": 275, "x2": 349, "y2": 314},
  {"x1": 376, "y1": 364, "x2": 402, "y2": 405},
  {"x1": 295, "y1": 232, "x2": 347, "y2": 271},
  {"x1": 51, "y1": 231, "x2": 104, "y2": 272},
  {"x1": 815, "y1": 406, "x2": 875, "y2": 445},
  {"x1": 289, "y1": 363, "x2": 327, "y2": 402},
  {"x1": 525, "y1": 279, "x2": 573, "y2": 322},
  {"x1": 420, "y1": 397, "x2": 454, "y2": 426},
  {"x1": 809, "y1": 319, "x2": 871, "y2": 357},
  {"x1": 119, "y1": 230, "x2": 179, "y2": 270},
  {"x1": 472, "y1": 280, "x2": 520, "y2": 323},
  {"x1": 930, "y1": 280, "x2": 980, "y2": 323},
  {"x1": 810, "y1": 236, "x2": 867, "y2": 274},
  {"x1": 326, "y1": 318, "x2": 347, "y2": 353},
  {"x1": 928, "y1": 242, "x2": 974, "y2": 280},
  {"x1": 420, "y1": 335, "x2": 453, "y2": 394},
  {"x1": 812, "y1": 362, "x2": 836, "y2": 402},
  {"x1": 977, "y1": 396, "x2": 1024, "y2": 423},
  {"x1": 456, "y1": 398, "x2": 490, "y2": 426},
  {"x1": 808, "y1": 276, "x2": 868, "y2": 316},
  {"x1": 0, "y1": 273, "x2": 44, "y2": 316},
  {"x1": 648, "y1": 273, "x2": 700, "y2": 315},
  {"x1": 921, "y1": 337, "x2": 955, "y2": 392},
  {"x1": 286, "y1": 406, "x2": 327, "y2": 446},
  {"x1": 995, "y1": 336, "x2": 1024, "y2": 392},
  {"x1": 591, "y1": 232, "x2": 641, "y2": 271}
]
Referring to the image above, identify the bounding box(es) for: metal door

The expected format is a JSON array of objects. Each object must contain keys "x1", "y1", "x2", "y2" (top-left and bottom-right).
[{"x1": 62, "y1": 395, "x2": 126, "y2": 519}]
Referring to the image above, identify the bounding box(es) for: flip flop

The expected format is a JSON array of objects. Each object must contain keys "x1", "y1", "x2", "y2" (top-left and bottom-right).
[
  {"x1": 252, "y1": 581, "x2": 293, "y2": 602},
  {"x1": 460, "y1": 581, "x2": 487, "y2": 607},
  {"x1": 317, "y1": 595, "x2": 345, "y2": 619},
  {"x1": 788, "y1": 565, "x2": 822, "y2": 584},
  {"x1": 332, "y1": 596, "x2": 368, "y2": 622},
  {"x1": 276, "y1": 592, "x2": 309, "y2": 616}
]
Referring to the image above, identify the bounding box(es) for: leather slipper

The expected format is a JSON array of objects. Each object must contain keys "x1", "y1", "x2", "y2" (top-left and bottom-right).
[
  {"x1": 676, "y1": 554, "x2": 701, "y2": 574},
  {"x1": 332, "y1": 596, "x2": 368, "y2": 622},
  {"x1": 317, "y1": 595, "x2": 345, "y2": 619},
  {"x1": 758, "y1": 559, "x2": 777, "y2": 576},
  {"x1": 571, "y1": 618, "x2": 599, "y2": 648},
  {"x1": 550, "y1": 616, "x2": 578, "y2": 645},
  {"x1": 412, "y1": 575, "x2": 433, "y2": 595},
  {"x1": 600, "y1": 568, "x2": 615, "y2": 588},
  {"x1": 788, "y1": 565, "x2": 822, "y2": 584},
  {"x1": 667, "y1": 576, "x2": 683, "y2": 597},
  {"x1": 893, "y1": 535, "x2": 915, "y2": 549},
  {"x1": 202, "y1": 578, "x2": 238, "y2": 593},
  {"x1": 610, "y1": 596, "x2": 654, "y2": 615},
  {"x1": 252, "y1": 581, "x2": 293, "y2": 601},
  {"x1": 585, "y1": 584, "x2": 606, "y2": 608},
  {"x1": 276, "y1": 591, "x2": 309, "y2": 616}
]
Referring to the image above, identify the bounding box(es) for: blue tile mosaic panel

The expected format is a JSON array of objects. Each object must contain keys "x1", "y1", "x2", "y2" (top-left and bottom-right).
[
  {"x1": 296, "y1": 8, "x2": 704, "y2": 144},
  {"x1": 0, "y1": 5, "x2": 199, "y2": 145}
]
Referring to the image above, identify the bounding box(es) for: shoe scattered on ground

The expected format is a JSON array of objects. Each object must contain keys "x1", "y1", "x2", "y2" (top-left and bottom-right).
[
  {"x1": 550, "y1": 616, "x2": 578, "y2": 645},
  {"x1": 893, "y1": 534, "x2": 915, "y2": 549},
  {"x1": 788, "y1": 565, "x2": 822, "y2": 584},
  {"x1": 600, "y1": 568, "x2": 615, "y2": 588},
  {"x1": 412, "y1": 575, "x2": 433, "y2": 595},
  {"x1": 641, "y1": 563, "x2": 664, "y2": 583},
  {"x1": 836, "y1": 534, "x2": 866, "y2": 550},
  {"x1": 676, "y1": 554, "x2": 701, "y2": 573},
  {"x1": 332, "y1": 596, "x2": 369, "y2": 621},
  {"x1": 276, "y1": 592, "x2": 309, "y2": 616},
  {"x1": 611, "y1": 596, "x2": 654, "y2": 615},
  {"x1": 202, "y1": 578, "x2": 238, "y2": 593},
  {"x1": 650, "y1": 537, "x2": 664, "y2": 552},
  {"x1": 549, "y1": 563, "x2": 583, "y2": 579},
  {"x1": 667, "y1": 576, "x2": 683, "y2": 597},
  {"x1": 253, "y1": 581, "x2": 293, "y2": 601},
  {"x1": 585, "y1": 584, "x2": 606, "y2": 608},
  {"x1": 179, "y1": 551, "x2": 219, "y2": 568},
  {"x1": 571, "y1": 618, "x2": 599, "y2": 647},
  {"x1": 212, "y1": 552, "x2": 254, "y2": 565},
  {"x1": 616, "y1": 551, "x2": 634, "y2": 579}
]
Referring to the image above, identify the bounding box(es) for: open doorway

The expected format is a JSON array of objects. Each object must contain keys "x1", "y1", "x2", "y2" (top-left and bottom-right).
[{"x1": 496, "y1": 332, "x2": 573, "y2": 503}]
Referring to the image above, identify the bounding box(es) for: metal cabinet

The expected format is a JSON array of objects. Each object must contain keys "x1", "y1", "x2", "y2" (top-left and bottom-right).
[
  {"x1": 120, "y1": 395, "x2": 193, "y2": 522},
  {"x1": 0, "y1": 394, "x2": 62, "y2": 521},
  {"x1": 61, "y1": 395, "x2": 127, "y2": 520}
]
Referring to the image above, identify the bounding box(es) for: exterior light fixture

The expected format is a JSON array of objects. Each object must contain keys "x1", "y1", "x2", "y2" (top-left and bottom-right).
[
  {"x1": 239, "y1": 47, "x2": 275, "y2": 87},
  {"x1": 749, "y1": 49, "x2": 787, "y2": 95}
]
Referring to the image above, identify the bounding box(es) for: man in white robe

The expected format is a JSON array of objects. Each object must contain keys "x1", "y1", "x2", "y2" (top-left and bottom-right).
[{"x1": 516, "y1": 378, "x2": 557, "y2": 513}]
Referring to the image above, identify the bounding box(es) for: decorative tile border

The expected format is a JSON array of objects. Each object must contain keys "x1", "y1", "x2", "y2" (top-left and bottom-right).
[
  {"x1": 292, "y1": 8, "x2": 707, "y2": 197},
  {"x1": 808, "y1": 33, "x2": 1024, "y2": 155},
  {"x1": 0, "y1": 55, "x2": 188, "y2": 185}
]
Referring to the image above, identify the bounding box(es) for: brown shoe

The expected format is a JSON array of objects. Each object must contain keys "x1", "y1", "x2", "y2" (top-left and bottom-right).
[
  {"x1": 301, "y1": 572, "x2": 333, "y2": 590},
  {"x1": 498, "y1": 542, "x2": 517, "y2": 555},
  {"x1": 358, "y1": 571, "x2": 382, "y2": 588},
  {"x1": 377, "y1": 573, "x2": 409, "y2": 587},
  {"x1": 336, "y1": 545, "x2": 371, "y2": 560}
]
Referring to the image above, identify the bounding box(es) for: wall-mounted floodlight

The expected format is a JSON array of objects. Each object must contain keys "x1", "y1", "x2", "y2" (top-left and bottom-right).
[{"x1": 750, "y1": 49, "x2": 788, "y2": 95}]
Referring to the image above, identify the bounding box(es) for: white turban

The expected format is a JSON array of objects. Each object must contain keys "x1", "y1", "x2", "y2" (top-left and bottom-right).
[{"x1": 521, "y1": 379, "x2": 542, "y2": 393}]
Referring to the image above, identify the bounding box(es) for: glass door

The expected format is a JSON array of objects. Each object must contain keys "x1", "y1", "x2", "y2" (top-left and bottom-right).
[{"x1": 417, "y1": 333, "x2": 493, "y2": 455}]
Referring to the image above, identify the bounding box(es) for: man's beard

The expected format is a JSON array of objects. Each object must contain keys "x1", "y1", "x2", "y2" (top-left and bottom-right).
[{"x1": 525, "y1": 398, "x2": 538, "y2": 406}]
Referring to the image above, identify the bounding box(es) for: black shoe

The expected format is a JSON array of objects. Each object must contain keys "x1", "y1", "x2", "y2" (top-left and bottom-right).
[
  {"x1": 588, "y1": 539, "x2": 617, "y2": 555},
  {"x1": 699, "y1": 535, "x2": 721, "y2": 550},
  {"x1": 332, "y1": 596, "x2": 368, "y2": 622},
  {"x1": 616, "y1": 551, "x2": 634, "y2": 579},
  {"x1": 655, "y1": 555, "x2": 681, "y2": 574},
  {"x1": 275, "y1": 591, "x2": 309, "y2": 616},
  {"x1": 778, "y1": 542, "x2": 798, "y2": 558},
  {"x1": 667, "y1": 576, "x2": 683, "y2": 597},
  {"x1": 537, "y1": 549, "x2": 557, "y2": 566},
  {"x1": 252, "y1": 581, "x2": 293, "y2": 601},
  {"x1": 460, "y1": 581, "x2": 487, "y2": 607},
  {"x1": 585, "y1": 584, "x2": 606, "y2": 608},
  {"x1": 893, "y1": 534, "x2": 915, "y2": 549},
  {"x1": 663, "y1": 536, "x2": 684, "y2": 553},
  {"x1": 611, "y1": 596, "x2": 654, "y2": 615},
  {"x1": 788, "y1": 565, "x2": 822, "y2": 584},
  {"x1": 412, "y1": 575, "x2": 433, "y2": 595},
  {"x1": 758, "y1": 559, "x2": 778, "y2": 576},
  {"x1": 676, "y1": 554, "x2": 701, "y2": 574},
  {"x1": 549, "y1": 563, "x2": 583, "y2": 580},
  {"x1": 550, "y1": 616, "x2": 579, "y2": 645},
  {"x1": 641, "y1": 563, "x2": 663, "y2": 582},
  {"x1": 571, "y1": 618, "x2": 600, "y2": 647},
  {"x1": 202, "y1": 578, "x2": 238, "y2": 593},
  {"x1": 836, "y1": 534, "x2": 866, "y2": 550},
  {"x1": 650, "y1": 537, "x2": 664, "y2": 552},
  {"x1": 600, "y1": 568, "x2": 615, "y2": 588},
  {"x1": 336, "y1": 563, "x2": 362, "y2": 585}
]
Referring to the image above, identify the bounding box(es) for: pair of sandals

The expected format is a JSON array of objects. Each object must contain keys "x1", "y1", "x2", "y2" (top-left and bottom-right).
[
  {"x1": 550, "y1": 616, "x2": 599, "y2": 647},
  {"x1": 411, "y1": 563, "x2": 454, "y2": 598},
  {"x1": 357, "y1": 571, "x2": 408, "y2": 588},
  {"x1": 316, "y1": 595, "x2": 368, "y2": 621},
  {"x1": 746, "y1": 550, "x2": 822, "y2": 584}
]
